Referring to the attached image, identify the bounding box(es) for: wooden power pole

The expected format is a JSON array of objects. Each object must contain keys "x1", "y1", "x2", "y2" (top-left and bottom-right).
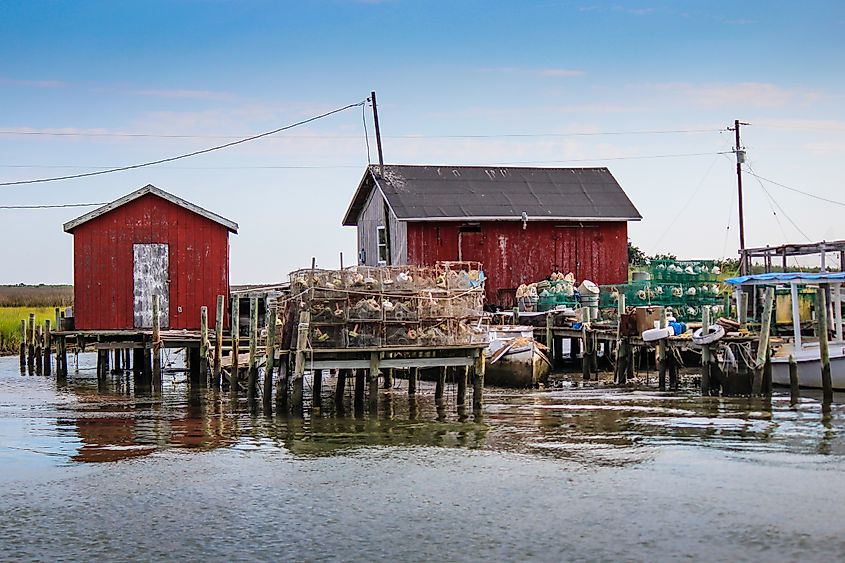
[
  {"x1": 729, "y1": 119, "x2": 749, "y2": 274},
  {"x1": 370, "y1": 91, "x2": 385, "y2": 177}
]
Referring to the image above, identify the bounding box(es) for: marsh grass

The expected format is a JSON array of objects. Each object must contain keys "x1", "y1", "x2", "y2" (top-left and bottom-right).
[{"x1": 0, "y1": 307, "x2": 65, "y2": 355}]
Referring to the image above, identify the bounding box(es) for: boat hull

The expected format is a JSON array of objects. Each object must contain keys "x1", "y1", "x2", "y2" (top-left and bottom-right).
[
  {"x1": 486, "y1": 347, "x2": 551, "y2": 387},
  {"x1": 772, "y1": 342, "x2": 845, "y2": 390}
]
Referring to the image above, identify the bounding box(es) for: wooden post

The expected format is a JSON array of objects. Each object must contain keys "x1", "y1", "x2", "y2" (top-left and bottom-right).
[
  {"x1": 213, "y1": 295, "x2": 225, "y2": 387},
  {"x1": 263, "y1": 306, "x2": 277, "y2": 415},
  {"x1": 112, "y1": 348, "x2": 121, "y2": 372},
  {"x1": 614, "y1": 294, "x2": 626, "y2": 385},
  {"x1": 368, "y1": 352, "x2": 380, "y2": 413},
  {"x1": 700, "y1": 306, "x2": 711, "y2": 395},
  {"x1": 27, "y1": 313, "x2": 35, "y2": 374},
  {"x1": 152, "y1": 294, "x2": 162, "y2": 384},
  {"x1": 512, "y1": 306, "x2": 519, "y2": 325},
  {"x1": 752, "y1": 287, "x2": 775, "y2": 395},
  {"x1": 291, "y1": 311, "x2": 309, "y2": 415},
  {"x1": 335, "y1": 368, "x2": 347, "y2": 411},
  {"x1": 313, "y1": 369, "x2": 323, "y2": 411},
  {"x1": 383, "y1": 367, "x2": 394, "y2": 389},
  {"x1": 737, "y1": 290, "x2": 748, "y2": 328},
  {"x1": 668, "y1": 342, "x2": 678, "y2": 391},
  {"x1": 457, "y1": 365, "x2": 468, "y2": 407},
  {"x1": 408, "y1": 367, "x2": 419, "y2": 396},
  {"x1": 581, "y1": 308, "x2": 591, "y2": 381},
  {"x1": 230, "y1": 297, "x2": 241, "y2": 401},
  {"x1": 19, "y1": 319, "x2": 26, "y2": 373},
  {"x1": 817, "y1": 287, "x2": 833, "y2": 404},
  {"x1": 354, "y1": 369, "x2": 365, "y2": 415},
  {"x1": 200, "y1": 306, "x2": 209, "y2": 385},
  {"x1": 788, "y1": 354, "x2": 800, "y2": 405},
  {"x1": 435, "y1": 366, "x2": 446, "y2": 401},
  {"x1": 545, "y1": 313, "x2": 553, "y2": 354},
  {"x1": 276, "y1": 360, "x2": 289, "y2": 413},
  {"x1": 247, "y1": 297, "x2": 258, "y2": 403},
  {"x1": 57, "y1": 336, "x2": 67, "y2": 380},
  {"x1": 472, "y1": 349, "x2": 485, "y2": 412},
  {"x1": 43, "y1": 320, "x2": 52, "y2": 377},
  {"x1": 35, "y1": 324, "x2": 43, "y2": 375},
  {"x1": 657, "y1": 310, "x2": 667, "y2": 391}
]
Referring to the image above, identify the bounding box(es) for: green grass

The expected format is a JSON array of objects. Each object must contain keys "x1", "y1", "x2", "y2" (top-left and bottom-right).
[{"x1": 0, "y1": 307, "x2": 61, "y2": 355}]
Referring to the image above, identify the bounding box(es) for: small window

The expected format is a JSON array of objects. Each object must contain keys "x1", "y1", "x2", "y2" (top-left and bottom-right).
[
  {"x1": 377, "y1": 226, "x2": 389, "y2": 264},
  {"x1": 459, "y1": 223, "x2": 481, "y2": 233}
]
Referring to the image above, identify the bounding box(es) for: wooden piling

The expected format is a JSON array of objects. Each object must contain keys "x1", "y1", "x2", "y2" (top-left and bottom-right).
[
  {"x1": 545, "y1": 312, "x2": 553, "y2": 354},
  {"x1": 200, "y1": 305, "x2": 209, "y2": 385},
  {"x1": 43, "y1": 320, "x2": 52, "y2": 376},
  {"x1": 512, "y1": 306, "x2": 519, "y2": 325},
  {"x1": 472, "y1": 349, "x2": 485, "y2": 412},
  {"x1": 700, "y1": 306, "x2": 711, "y2": 395},
  {"x1": 457, "y1": 365, "x2": 467, "y2": 407},
  {"x1": 788, "y1": 354, "x2": 799, "y2": 405},
  {"x1": 667, "y1": 343, "x2": 678, "y2": 391},
  {"x1": 247, "y1": 297, "x2": 258, "y2": 402},
  {"x1": 27, "y1": 313, "x2": 35, "y2": 374},
  {"x1": 276, "y1": 360, "x2": 289, "y2": 413},
  {"x1": 152, "y1": 294, "x2": 162, "y2": 384},
  {"x1": 263, "y1": 306, "x2": 277, "y2": 414},
  {"x1": 383, "y1": 367, "x2": 394, "y2": 389},
  {"x1": 657, "y1": 310, "x2": 667, "y2": 391},
  {"x1": 291, "y1": 311, "x2": 309, "y2": 414},
  {"x1": 35, "y1": 324, "x2": 43, "y2": 375},
  {"x1": 112, "y1": 348, "x2": 121, "y2": 373},
  {"x1": 817, "y1": 287, "x2": 833, "y2": 404},
  {"x1": 57, "y1": 336, "x2": 67, "y2": 380},
  {"x1": 213, "y1": 295, "x2": 225, "y2": 388},
  {"x1": 752, "y1": 287, "x2": 775, "y2": 395},
  {"x1": 230, "y1": 297, "x2": 241, "y2": 402},
  {"x1": 354, "y1": 368, "x2": 365, "y2": 415},
  {"x1": 335, "y1": 368, "x2": 347, "y2": 411},
  {"x1": 408, "y1": 367, "x2": 419, "y2": 396},
  {"x1": 435, "y1": 366, "x2": 446, "y2": 401},
  {"x1": 313, "y1": 369, "x2": 323, "y2": 411},
  {"x1": 19, "y1": 319, "x2": 26, "y2": 373},
  {"x1": 581, "y1": 308, "x2": 591, "y2": 381},
  {"x1": 368, "y1": 352, "x2": 379, "y2": 413}
]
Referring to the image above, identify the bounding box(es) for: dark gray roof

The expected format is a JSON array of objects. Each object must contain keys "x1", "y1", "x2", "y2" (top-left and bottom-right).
[{"x1": 342, "y1": 165, "x2": 641, "y2": 225}]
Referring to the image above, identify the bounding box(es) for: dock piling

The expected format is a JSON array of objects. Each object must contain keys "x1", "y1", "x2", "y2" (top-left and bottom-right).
[
  {"x1": 472, "y1": 349, "x2": 485, "y2": 413},
  {"x1": 700, "y1": 307, "x2": 711, "y2": 395},
  {"x1": 408, "y1": 367, "x2": 419, "y2": 396},
  {"x1": 152, "y1": 294, "x2": 162, "y2": 385},
  {"x1": 291, "y1": 311, "x2": 309, "y2": 415},
  {"x1": 27, "y1": 313, "x2": 35, "y2": 375},
  {"x1": 263, "y1": 306, "x2": 277, "y2": 415},
  {"x1": 35, "y1": 324, "x2": 43, "y2": 375},
  {"x1": 788, "y1": 354, "x2": 800, "y2": 405},
  {"x1": 213, "y1": 295, "x2": 225, "y2": 388},
  {"x1": 230, "y1": 297, "x2": 241, "y2": 402},
  {"x1": 817, "y1": 287, "x2": 833, "y2": 404},
  {"x1": 354, "y1": 369, "x2": 365, "y2": 415},
  {"x1": 435, "y1": 366, "x2": 446, "y2": 401},
  {"x1": 19, "y1": 319, "x2": 26, "y2": 373},
  {"x1": 247, "y1": 298, "x2": 258, "y2": 403},
  {"x1": 313, "y1": 369, "x2": 323, "y2": 412},
  {"x1": 43, "y1": 320, "x2": 52, "y2": 376},
  {"x1": 752, "y1": 287, "x2": 775, "y2": 395},
  {"x1": 335, "y1": 368, "x2": 347, "y2": 412},
  {"x1": 368, "y1": 352, "x2": 379, "y2": 413},
  {"x1": 200, "y1": 305, "x2": 209, "y2": 385},
  {"x1": 457, "y1": 365, "x2": 467, "y2": 407}
]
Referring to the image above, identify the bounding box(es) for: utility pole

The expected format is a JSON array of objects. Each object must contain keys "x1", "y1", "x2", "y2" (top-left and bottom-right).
[
  {"x1": 728, "y1": 119, "x2": 749, "y2": 274},
  {"x1": 370, "y1": 91, "x2": 385, "y2": 178}
]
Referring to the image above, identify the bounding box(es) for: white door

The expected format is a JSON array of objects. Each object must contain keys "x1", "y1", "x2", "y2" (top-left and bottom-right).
[{"x1": 133, "y1": 243, "x2": 170, "y2": 329}]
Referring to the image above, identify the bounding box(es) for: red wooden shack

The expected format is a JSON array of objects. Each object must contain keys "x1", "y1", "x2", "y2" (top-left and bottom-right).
[
  {"x1": 64, "y1": 184, "x2": 238, "y2": 330},
  {"x1": 343, "y1": 165, "x2": 641, "y2": 306}
]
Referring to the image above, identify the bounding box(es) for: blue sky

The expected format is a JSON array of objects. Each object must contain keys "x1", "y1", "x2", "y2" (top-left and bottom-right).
[{"x1": 2, "y1": 0, "x2": 844, "y2": 283}]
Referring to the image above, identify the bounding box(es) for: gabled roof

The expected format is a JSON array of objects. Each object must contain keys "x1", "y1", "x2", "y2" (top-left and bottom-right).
[
  {"x1": 342, "y1": 164, "x2": 641, "y2": 225},
  {"x1": 63, "y1": 184, "x2": 239, "y2": 233}
]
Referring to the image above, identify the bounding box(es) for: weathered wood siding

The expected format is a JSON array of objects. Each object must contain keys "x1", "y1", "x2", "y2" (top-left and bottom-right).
[
  {"x1": 71, "y1": 193, "x2": 231, "y2": 330},
  {"x1": 355, "y1": 183, "x2": 406, "y2": 265},
  {"x1": 406, "y1": 221, "x2": 628, "y2": 305}
]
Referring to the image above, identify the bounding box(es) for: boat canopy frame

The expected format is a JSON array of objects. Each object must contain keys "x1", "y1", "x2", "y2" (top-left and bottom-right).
[{"x1": 726, "y1": 272, "x2": 845, "y2": 348}]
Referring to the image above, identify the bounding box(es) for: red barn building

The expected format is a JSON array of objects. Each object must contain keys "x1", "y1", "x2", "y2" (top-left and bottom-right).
[
  {"x1": 343, "y1": 165, "x2": 641, "y2": 306},
  {"x1": 64, "y1": 184, "x2": 238, "y2": 330}
]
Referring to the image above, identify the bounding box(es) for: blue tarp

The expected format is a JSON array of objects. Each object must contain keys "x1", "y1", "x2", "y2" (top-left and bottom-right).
[{"x1": 725, "y1": 272, "x2": 845, "y2": 285}]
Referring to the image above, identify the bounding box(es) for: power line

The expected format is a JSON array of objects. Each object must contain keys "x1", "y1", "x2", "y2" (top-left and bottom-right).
[
  {"x1": 0, "y1": 100, "x2": 366, "y2": 187},
  {"x1": 746, "y1": 162, "x2": 811, "y2": 242},
  {"x1": 743, "y1": 168, "x2": 845, "y2": 207},
  {"x1": 0, "y1": 127, "x2": 723, "y2": 140},
  {"x1": 0, "y1": 151, "x2": 732, "y2": 172},
  {"x1": 0, "y1": 202, "x2": 106, "y2": 209}
]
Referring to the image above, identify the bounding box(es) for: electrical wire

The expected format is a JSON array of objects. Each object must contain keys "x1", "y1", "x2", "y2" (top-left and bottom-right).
[
  {"x1": 0, "y1": 100, "x2": 367, "y2": 187},
  {"x1": 746, "y1": 162, "x2": 812, "y2": 242},
  {"x1": 0, "y1": 127, "x2": 724, "y2": 140},
  {"x1": 0, "y1": 202, "x2": 106, "y2": 209},
  {"x1": 742, "y1": 168, "x2": 845, "y2": 207}
]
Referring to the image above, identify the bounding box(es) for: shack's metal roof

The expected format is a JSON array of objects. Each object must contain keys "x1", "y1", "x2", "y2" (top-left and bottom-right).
[
  {"x1": 63, "y1": 184, "x2": 239, "y2": 233},
  {"x1": 342, "y1": 164, "x2": 641, "y2": 225}
]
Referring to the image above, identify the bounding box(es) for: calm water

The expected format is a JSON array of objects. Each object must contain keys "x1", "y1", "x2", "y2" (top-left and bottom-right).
[{"x1": 2, "y1": 353, "x2": 845, "y2": 562}]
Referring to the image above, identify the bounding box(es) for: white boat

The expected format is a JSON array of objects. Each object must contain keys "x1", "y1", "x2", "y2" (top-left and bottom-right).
[
  {"x1": 485, "y1": 325, "x2": 551, "y2": 387},
  {"x1": 727, "y1": 271, "x2": 845, "y2": 390},
  {"x1": 771, "y1": 341, "x2": 845, "y2": 390}
]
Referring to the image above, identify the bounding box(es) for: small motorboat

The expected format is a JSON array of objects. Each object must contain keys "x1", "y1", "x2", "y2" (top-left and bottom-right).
[{"x1": 485, "y1": 325, "x2": 551, "y2": 387}]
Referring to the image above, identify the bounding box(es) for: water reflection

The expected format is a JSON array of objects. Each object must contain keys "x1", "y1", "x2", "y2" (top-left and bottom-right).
[{"x1": 2, "y1": 353, "x2": 844, "y2": 467}]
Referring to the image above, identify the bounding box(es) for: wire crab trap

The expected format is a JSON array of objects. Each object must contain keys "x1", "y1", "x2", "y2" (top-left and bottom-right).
[
  {"x1": 380, "y1": 266, "x2": 419, "y2": 293},
  {"x1": 311, "y1": 324, "x2": 346, "y2": 349},
  {"x1": 346, "y1": 266, "x2": 383, "y2": 292},
  {"x1": 346, "y1": 323, "x2": 382, "y2": 348},
  {"x1": 384, "y1": 323, "x2": 421, "y2": 347},
  {"x1": 437, "y1": 261, "x2": 485, "y2": 291},
  {"x1": 308, "y1": 297, "x2": 347, "y2": 324},
  {"x1": 417, "y1": 320, "x2": 453, "y2": 347},
  {"x1": 418, "y1": 291, "x2": 453, "y2": 319},
  {"x1": 383, "y1": 296, "x2": 419, "y2": 322},
  {"x1": 452, "y1": 318, "x2": 488, "y2": 345},
  {"x1": 348, "y1": 296, "x2": 384, "y2": 321}
]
